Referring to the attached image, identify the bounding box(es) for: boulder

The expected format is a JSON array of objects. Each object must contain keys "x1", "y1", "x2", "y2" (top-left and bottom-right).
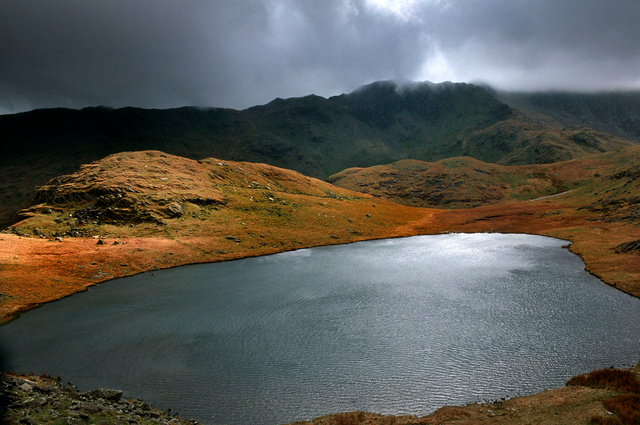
[
  {"x1": 19, "y1": 382, "x2": 34, "y2": 392},
  {"x1": 22, "y1": 397, "x2": 46, "y2": 408},
  {"x1": 616, "y1": 239, "x2": 640, "y2": 254},
  {"x1": 84, "y1": 388, "x2": 123, "y2": 401},
  {"x1": 164, "y1": 202, "x2": 184, "y2": 218}
]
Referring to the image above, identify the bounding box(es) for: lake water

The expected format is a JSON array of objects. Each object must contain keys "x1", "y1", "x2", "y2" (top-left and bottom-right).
[{"x1": 3, "y1": 233, "x2": 640, "y2": 424}]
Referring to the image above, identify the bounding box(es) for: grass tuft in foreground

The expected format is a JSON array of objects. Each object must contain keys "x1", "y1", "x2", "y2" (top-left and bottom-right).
[
  {"x1": 568, "y1": 367, "x2": 640, "y2": 425},
  {"x1": 567, "y1": 368, "x2": 640, "y2": 393}
]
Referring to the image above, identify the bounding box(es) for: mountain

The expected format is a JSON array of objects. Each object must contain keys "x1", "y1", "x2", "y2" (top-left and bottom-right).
[
  {"x1": 497, "y1": 90, "x2": 640, "y2": 141},
  {"x1": 0, "y1": 81, "x2": 636, "y2": 228},
  {"x1": 0, "y1": 81, "x2": 516, "y2": 177}
]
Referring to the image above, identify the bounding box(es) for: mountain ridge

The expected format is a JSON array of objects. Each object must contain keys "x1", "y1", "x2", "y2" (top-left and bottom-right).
[
  {"x1": 1, "y1": 80, "x2": 638, "y2": 228},
  {"x1": 496, "y1": 89, "x2": 640, "y2": 141}
]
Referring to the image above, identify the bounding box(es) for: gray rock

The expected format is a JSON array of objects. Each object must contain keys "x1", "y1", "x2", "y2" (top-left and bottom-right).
[
  {"x1": 164, "y1": 202, "x2": 184, "y2": 218},
  {"x1": 19, "y1": 382, "x2": 34, "y2": 392},
  {"x1": 76, "y1": 411, "x2": 90, "y2": 421},
  {"x1": 62, "y1": 384, "x2": 77, "y2": 394},
  {"x1": 22, "y1": 397, "x2": 47, "y2": 408},
  {"x1": 85, "y1": 388, "x2": 123, "y2": 401},
  {"x1": 79, "y1": 402, "x2": 102, "y2": 414}
]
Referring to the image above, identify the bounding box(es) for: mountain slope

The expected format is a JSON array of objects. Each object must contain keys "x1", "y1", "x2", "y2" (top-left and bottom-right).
[
  {"x1": 497, "y1": 90, "x2": 640, "y2": 141},
  {"x1": 1, "y1": 80, "x2": 633, "y2": 228},
  {"x1": 329, "y1": 145, "x2": 640, "y2": 219}
]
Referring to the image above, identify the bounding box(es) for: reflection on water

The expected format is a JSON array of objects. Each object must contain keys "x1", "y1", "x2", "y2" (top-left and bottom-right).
[{"x1": 3, "y1": 233, "x2": 640, "y2": 425}]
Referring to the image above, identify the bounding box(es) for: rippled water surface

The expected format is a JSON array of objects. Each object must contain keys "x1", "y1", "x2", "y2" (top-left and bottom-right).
[{"x1": 3, "y1": 233, "x2": 640, "y2": 424}]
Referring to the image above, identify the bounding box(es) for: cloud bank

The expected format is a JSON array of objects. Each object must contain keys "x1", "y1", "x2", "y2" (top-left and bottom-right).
[{"x1": 1, "y1": 0, "x2": 639, "y2": 114}]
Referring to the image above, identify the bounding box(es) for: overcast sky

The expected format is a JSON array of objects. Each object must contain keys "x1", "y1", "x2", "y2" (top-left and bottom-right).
[{"x1": 1, "y1": 0, "x2": 639, "y2": 114}]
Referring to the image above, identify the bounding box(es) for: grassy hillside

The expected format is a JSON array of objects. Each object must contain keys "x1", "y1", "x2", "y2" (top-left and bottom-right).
[
  {"x1": 329, "y1": 145, "x2": 640, "y2": 214},
  {"x1": 1, "y1": 81, "x2": 633, "y2": 229}
]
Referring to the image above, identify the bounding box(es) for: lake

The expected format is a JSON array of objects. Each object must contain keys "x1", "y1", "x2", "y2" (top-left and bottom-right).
[{"x1": 3, "y1": 233, "x2": 640, "y2": 425}]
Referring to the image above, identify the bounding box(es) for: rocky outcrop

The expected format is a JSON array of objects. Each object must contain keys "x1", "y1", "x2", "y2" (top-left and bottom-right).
[
  {"x1": 616, "y1": 239, "x2": 640, "y2": 254},
  {"x1": 2, "y1": 373, "x2": 196, "y2": 425}
]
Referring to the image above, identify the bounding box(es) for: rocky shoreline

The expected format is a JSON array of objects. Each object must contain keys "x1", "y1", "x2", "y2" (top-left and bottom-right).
[{"x1": 1, "y1": 373, "x2": 196, "y2": 425}]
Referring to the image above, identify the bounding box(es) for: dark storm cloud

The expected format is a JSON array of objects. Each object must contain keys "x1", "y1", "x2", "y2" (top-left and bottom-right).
[
  {"x1": 0, "y1": 1, "x2": 221, "y2": 111},
  {"x1": 0, "y1": 0, "x2": 638, "y2": 114},
  {"x1": 424, "y1": 0, "x2": 640, "y2": 90}
]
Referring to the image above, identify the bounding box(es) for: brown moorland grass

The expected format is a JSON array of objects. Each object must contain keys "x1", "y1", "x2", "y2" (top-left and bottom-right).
[
  {"x1": 601, "y1": 394, "x2": 640, "y2": 425},
  {"x1": 567, "y1": 368, "x2": 640, "y2": 394},
  {"x1": 566, "y1": 366, "x2": 640, "y2": 425}
]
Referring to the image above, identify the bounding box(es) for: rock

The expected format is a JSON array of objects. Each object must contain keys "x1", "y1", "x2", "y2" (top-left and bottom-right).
[
  {"x1": 164, "y1": 202, "x2": 184, "y2": 218},
  {"x1": 22, "y1": 397, "x2": 47, "y2": 408},
  {"x1": 19, "y1": 382, "x2": 34, "y2": 392},
  {"x1": 62, "y1": 384, "x2": 77, "y2": 394},
  {"x1": 84, "y1": 388, "x2": 123, "y2": 401},
  {"x1": 79, "y1": 402, "x2": 103, "y2": 414},
  {"x1": 225, "y1": 236, "x2": 241, "y2": 243},
  {"x1": 5, "y1": 374, "x2": 192, "y2": 425},
  {"x1": 616, "y1": 239, "x2": 640, "y2": 254},
  {"x1": 76, "y1": 411, "x2": 90, "y2": 421},
  {"x1": 96, "y1": 238, "x2": 106, "y2": 245}
]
